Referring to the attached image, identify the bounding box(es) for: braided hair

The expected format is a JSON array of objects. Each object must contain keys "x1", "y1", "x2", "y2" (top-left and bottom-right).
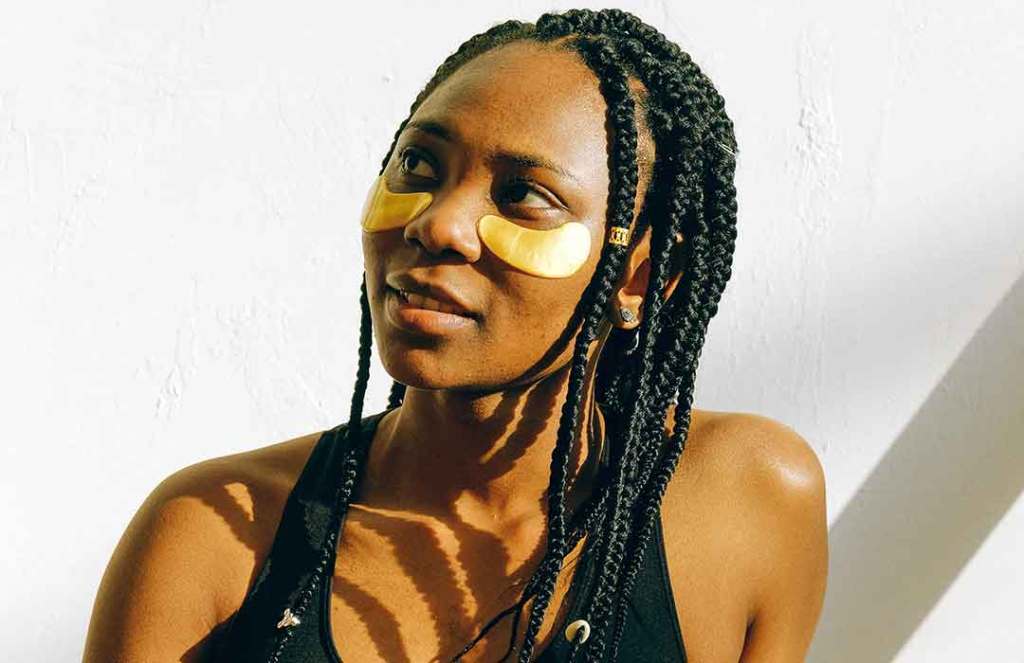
[{"x1": 342, "y1": 9, "x2": 739, "y2": 662}]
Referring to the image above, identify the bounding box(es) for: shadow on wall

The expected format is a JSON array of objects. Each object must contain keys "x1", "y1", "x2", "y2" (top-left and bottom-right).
[{"x1": 808, "y1": 273, "x2": 1024, "y2": 662}]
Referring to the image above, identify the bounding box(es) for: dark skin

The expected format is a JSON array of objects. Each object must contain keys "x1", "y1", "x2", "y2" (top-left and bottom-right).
[{"x1": 85, "y1": 42, "x2": 828, "y2": 663}]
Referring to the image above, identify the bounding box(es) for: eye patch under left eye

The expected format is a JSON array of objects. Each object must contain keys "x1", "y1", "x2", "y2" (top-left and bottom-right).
[{"x1": 477, "y1": 214, "x2": 591, "y2": 279}]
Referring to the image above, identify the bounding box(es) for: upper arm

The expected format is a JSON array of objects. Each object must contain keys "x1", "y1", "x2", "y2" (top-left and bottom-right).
[
  {"x1": 736, "y1": 416, "x2": 829, "y2": 662},
  {"x1": 83, "y1": 464, "x2": 245, "y2": 663}
]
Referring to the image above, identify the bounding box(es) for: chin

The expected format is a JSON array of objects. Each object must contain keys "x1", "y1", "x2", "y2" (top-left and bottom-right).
[{"x1": 377, "y1": 345, "x2": 469, "y2": 391}]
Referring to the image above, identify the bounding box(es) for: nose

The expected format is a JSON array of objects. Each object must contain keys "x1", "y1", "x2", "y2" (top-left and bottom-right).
[{"x1": 402, "y1": 184, "x2": 482, "y2": 263}]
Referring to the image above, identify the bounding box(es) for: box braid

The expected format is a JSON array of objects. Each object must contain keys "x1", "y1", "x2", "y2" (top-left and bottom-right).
[
  {"x1": 337, "y1": 9, "x2": 738, "y2": 662},
  {"x1": 536, "y1": 12, "x2": 740, "y2": 660}
]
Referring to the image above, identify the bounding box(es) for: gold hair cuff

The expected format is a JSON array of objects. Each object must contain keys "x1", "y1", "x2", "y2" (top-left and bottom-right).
[{"x1": 608, "y1": 226, "x2": 631, "y2": 246}]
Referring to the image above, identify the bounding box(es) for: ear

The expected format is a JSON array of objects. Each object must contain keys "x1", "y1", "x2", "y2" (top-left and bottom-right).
[{"x1": 608, "y1": 227, "x2": 685, "y2": 329}]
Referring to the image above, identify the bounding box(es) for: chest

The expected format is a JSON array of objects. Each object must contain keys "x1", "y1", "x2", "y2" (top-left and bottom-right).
[
  {"x1": 323, "y1": 507, "x2": 587, "y2": 663},
  {"x1": 218, "y1": 441, "x2": 758, "y2": 663}
]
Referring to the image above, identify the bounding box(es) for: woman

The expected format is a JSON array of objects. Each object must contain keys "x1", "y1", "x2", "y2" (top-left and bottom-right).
[{"x1": 85, "y1": 9, "x2": 828, "y2": 662}]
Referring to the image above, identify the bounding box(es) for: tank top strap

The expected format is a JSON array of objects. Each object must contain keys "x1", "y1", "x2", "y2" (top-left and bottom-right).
[
  {"x1": 212, "y1": 411, "x2": 387, "y2": 661},
  {"x1": 614, "y1": 514, "x2": 688, "y2": 660},
  {"x1": 538, "y1": 511, "x2": 686, "y2": 661}
]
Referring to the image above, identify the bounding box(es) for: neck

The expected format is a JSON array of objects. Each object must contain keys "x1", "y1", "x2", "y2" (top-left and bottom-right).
[{"x1": 360, "y1": 358, "x2": 607, "y2": 530}]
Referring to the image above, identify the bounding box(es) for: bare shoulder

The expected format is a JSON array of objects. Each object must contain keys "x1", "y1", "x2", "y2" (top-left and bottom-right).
[
  {"x1": 666, "y1": 405, "x2": 827, "y2": 564},
  {"x1": 658, "y1": 406, "x2": 829, "y2": 662},
  {"x1": 83, "y1": 429, "x2": 326, "y2": 663},
  {"x1": 686, "y1": 407, "x2": 825, "y2": 498}
]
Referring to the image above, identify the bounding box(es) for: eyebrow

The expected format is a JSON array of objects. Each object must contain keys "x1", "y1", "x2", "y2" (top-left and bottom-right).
[
  {"x1": 403, "y1": 119, "x2": 581, "y2": 185},
  {"x1": 405, "y1": 119, "x2": 455, "y2": 142}
]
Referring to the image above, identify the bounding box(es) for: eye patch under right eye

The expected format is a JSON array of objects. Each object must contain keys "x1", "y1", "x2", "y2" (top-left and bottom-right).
[{"x1": 361, "y1": 175, "x2": 433, "y2": 232}]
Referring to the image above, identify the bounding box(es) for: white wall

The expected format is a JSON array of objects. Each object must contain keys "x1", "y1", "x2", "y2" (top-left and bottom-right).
[{"x1": 2, "y1": 1, "x2": 1021, "y2": 660}]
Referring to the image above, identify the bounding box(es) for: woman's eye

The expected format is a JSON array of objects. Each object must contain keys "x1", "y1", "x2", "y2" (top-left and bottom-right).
[
  {"x1": 501, "y1": 180, "x2": 555, "y2": 210},
  {"x1": 399, "y1": 149, "x2": 437, "y2": 179}
]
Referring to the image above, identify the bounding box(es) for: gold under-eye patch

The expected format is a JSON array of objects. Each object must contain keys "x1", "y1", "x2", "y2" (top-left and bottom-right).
[
  {"x1": 477, "y1": 214, "x2": 592, "y2": 279},
  {"x1": 361, "y1": 175, "x2": 433, "y2": 232},
  {"x1": 360, "y1": 176, "x2": 591, "y2": 278}
]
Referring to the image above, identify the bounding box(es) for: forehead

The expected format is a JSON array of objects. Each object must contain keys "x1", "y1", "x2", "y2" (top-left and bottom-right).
[{"x1": 409, "y1": 42, "x2": 610, "y2": 179}]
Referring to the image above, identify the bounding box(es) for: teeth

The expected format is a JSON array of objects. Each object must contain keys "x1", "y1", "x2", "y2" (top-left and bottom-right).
[{"x1": 397, "y1": 289, "x2": 465, "y2": 316}]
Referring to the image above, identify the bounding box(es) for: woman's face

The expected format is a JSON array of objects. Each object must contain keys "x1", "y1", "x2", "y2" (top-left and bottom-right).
[{"x1": 363, "y1": 41, "x2": 648, "y2": 392}]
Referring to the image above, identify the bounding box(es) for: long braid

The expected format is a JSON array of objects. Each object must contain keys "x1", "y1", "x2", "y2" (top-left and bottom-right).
[
  {"x1": 534, "y1": 17, "x2": 657, "y2": 660},
  {"x1": 386, "y1": 380, "x2": 406, "y2": 409},
  {"x1": 344, "y1": 277, "x2": 374, "y2": 448},
  {"x1": 541, "y1": 34, "x2": 652, "y2": 663},
  {"x1": 607, "y1": 154, "x2": 716, "y2": 653},
  {"x1": 337, "y1": 9, "x2": 738, "y2": 662},
  {"x1": 513, "y1": 31, "x2": 640, "y2": 663},
  {"x1": 566, "y1": 16, "x2": 738, "y2": 659},
  {"x1": 605, "y1": 137, "x2": 733, "y2": 651},
  {"x1": 578, "y1": 23, "x2": 729, "y2": 653},
  {"x1": 608, "y1": 131, "x2": 738, "y2": 659},
  {"x1": 273, "y1": 276, "x2": 377, "y2": 660},
  {"x1": 336, "y1": 277, "x2": 376, "y2": 521},
  {"x1": 532, "y1": 15, "x2": 729, "y2": 660}
]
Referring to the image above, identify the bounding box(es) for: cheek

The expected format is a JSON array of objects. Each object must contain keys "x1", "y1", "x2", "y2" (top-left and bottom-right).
[
  {"x1": 361, "y1": 232, "x2": 401, "y2": 311},
  {"x1": 361, "y1": 232, "x2": 384, "y2": 276},
  {"x1": 486, "y1": 215, "x2": 605, "y2": 323},
  {"x1": 489, "y1": 238, "x2": 603, "y2": 341}
]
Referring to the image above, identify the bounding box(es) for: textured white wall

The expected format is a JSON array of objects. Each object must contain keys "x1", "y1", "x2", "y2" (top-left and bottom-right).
[{"x1": 2, "y1": 1, "x2": 1021, "y2": 661}]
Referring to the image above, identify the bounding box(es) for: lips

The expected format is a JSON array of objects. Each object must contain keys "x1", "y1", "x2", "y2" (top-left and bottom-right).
[
  {"x1": 385, "y1": 274, "x2": 478, "y2": 319},
  {"x1": 384, "y1": 285, "x2": 477, "y2": 336},
  {"x1": 393, "y1": 287, "x2": 471, "y2": 317}
]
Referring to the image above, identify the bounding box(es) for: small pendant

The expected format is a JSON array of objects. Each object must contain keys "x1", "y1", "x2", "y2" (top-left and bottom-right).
[
  {"x1": 564, "y1": 618, "x2": 591, "y2": 644},
  {"x1": 277, "y1": 607, "x2": 301, "y2": 629}
]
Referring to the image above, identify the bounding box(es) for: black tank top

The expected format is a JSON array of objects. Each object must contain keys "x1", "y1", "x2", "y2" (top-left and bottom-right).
[{"x1": 211, "y1": 410, "x2": 687, "y2": 662}]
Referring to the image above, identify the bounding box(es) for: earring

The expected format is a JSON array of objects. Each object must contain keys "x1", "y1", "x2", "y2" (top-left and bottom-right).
[{"x1": 620, "y1": 308, "x2": 639, "y2": 355}]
